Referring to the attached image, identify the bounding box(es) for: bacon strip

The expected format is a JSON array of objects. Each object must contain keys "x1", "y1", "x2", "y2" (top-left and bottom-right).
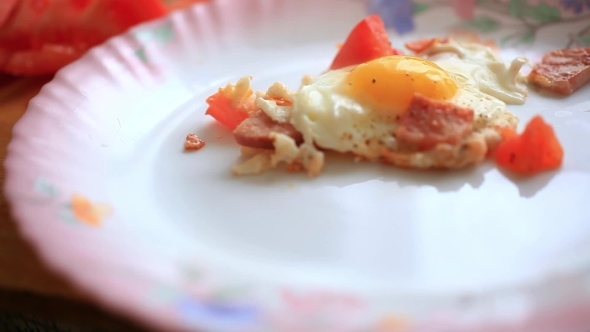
[
  {"x1": 233, "y1": 111, "x2": 303, "y2": 150},
  {"x1": 396, "y1": 94, "x2": 474, "y2": 151},
  {"x1": 528, "y1": 48, "x2": 590, "y2": 96}
]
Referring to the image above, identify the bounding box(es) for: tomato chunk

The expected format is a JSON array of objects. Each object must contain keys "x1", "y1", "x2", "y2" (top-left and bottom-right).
[
  {"x1": 329, "y1": 15, "x2": 401, "y2": 70},
  {"x1": 205, "y1": 92, "x2": 250, "y2": 129},
  {"x1": 495, "y1": 115, "x2": 564, "y2": 176},
  {"x1": 0, "y1": 0, "x2": 189, "y2": 76},
  {"x1": 205, "y1": 77, "x2": 258, "y2": 129},
  {"x1": 0, "y1": 0, "x2": 19, "y2": 26}
]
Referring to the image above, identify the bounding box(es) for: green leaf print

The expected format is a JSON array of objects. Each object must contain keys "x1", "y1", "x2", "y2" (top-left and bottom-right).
[
  {"x1": 526, "y1": 4, "x2": 561, "y2": 23},
  {"x1": 462, "y1": 16, "x2": 500, "y2": 33},
  {"x1": 34, "y1": 177, "x2": 58, "y2": 198},
  {"x1": 578, "y1": 35, "x2": 590, "y2": 46},
  {"x1": 135, "y1": 48, "x2": 148, "y2": 63},
  {"x1": 153, "y1": 23, "x2": 176, "y2": 44},
  {"x1": 59, "y1": 203, "x2": 79, "y2": 224},
  {"x1": 413, "y1": 3, "x2": 428, "y2": 15},
  {"x1": 520, "y1": 31, "x2": 535, "y2": 44},
  {"x1": 133, "y1": 23, "x2": 176, "y2": 62},
  {"x1": 508, "y1": 0, "x2": 527, "y2": 18},
  {"x1": 210, "y1": 285, "x2": 250, "y2": 301}
]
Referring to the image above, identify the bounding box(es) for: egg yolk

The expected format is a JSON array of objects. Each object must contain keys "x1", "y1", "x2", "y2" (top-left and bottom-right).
[{"x1": 342, "y1": 56, "x2": 459, "y2": 115}]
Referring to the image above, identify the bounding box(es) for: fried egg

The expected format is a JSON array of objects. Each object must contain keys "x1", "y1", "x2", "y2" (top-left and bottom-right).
[{"x1": 290, "y1": 45, "x2": 523, "y2": 158}]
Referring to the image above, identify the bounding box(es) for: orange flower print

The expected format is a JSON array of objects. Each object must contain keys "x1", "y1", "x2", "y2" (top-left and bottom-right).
[
  {"x1": 376, "y1": 314, "x2": 410, "y2": 332},
  {"x1": 70, "y1": 194, "x2": 112, "y2": 227}
]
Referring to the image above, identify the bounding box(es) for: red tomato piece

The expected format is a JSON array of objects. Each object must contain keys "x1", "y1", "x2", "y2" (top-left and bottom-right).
[
  {"x1": 205, "y1": 91, "x2": 250, "y2": 130},
  {"x1": 0, "y1": 0, "x2": 168, "y2": 76},
  {"x1": 495, "y1": 115, "x2": 564, "y2": 176},
  {"x1": 84, "y1": 0, "x2": 167, "y2": 30},
  {"x1": 499, "y1": 127, "x2": 517, "y2": 140},
  {"x1": 1, "y1": 44, "x2": 85, "y2": 76},
  {"x1": 329, "y1": 15, "x2": 401, "y2": 70},
  {"x1": 0, "y1": 0, "x2": 19, "y2": 26}
]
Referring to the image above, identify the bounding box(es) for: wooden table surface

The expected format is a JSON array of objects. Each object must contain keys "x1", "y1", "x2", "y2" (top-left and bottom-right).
[{"x1": 0, "y1": 75, "x2": 151, "y2": 332}]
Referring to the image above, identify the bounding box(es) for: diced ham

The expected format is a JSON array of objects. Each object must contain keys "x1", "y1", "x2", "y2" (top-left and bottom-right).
[
  {"x1": 184, "y1": 133, "x2": 206, "y2": 151},
  {"x1": 528, "y1": 48, "x2": 590, "y2": 96},
  {"x1": 396, "y1": 94, "x2": 474, "y2": 151},
  {"x1": 232, "y1": 111, "x2": 303, "y2": 150}
]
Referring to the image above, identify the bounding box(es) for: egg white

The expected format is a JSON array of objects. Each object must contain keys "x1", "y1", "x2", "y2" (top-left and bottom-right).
[
  {"x1": 290, "y1": 68, "x2": 397, "y2": 161},
  {"x1": 425, "y1": 40, "x2": 528, "y2": 105}
]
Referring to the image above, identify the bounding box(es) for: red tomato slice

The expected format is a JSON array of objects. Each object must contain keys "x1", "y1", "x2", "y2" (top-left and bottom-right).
[
  {"x1": 205, "y1": 92, "x2": 250, "y2": 130},
  {"x1": 83, "y1": 0, "x2": 166, "y2": 32},
  {"x1": 329, "y1": 15, "x2": 401, "y2": 71},
  {"x1": 2, "y1": 44, "x2": 85, "y2": 76},
  {"x1": 0, "y1": 0, "x2": 167, "y2": 76},
  {"x1": 495, "y1": 115, "x2": 564, "y2": 176},
  {"x1": 0, "y1": 0, "x2": 19, "y2": 26}
]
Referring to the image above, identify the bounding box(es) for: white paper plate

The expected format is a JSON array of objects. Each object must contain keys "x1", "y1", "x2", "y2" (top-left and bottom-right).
[{"x1": 5, "y1": 0, "x2": 590, "y2": 331}]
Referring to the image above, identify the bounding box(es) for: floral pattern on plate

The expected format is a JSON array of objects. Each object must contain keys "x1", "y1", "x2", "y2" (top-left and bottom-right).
[
  {"x1": 370, "y1": 0, "x2": 590, "y2": 47},
  {"x1": 33, "y1": 177, "x2": 112, "y2": 227}
]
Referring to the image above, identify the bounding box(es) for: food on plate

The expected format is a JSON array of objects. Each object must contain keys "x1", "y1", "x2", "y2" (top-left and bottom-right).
[
  {"x1": 205, "y1": 77, "x2": 257, "y2": 129},
  {"x1": 0, "y1": 0, "x2": 208, "y2": 76},
  {"x1": 330, "y1": 15, "x2": 402, "y2": 70},
  {"x1": 404, "y1": 37, "x2": 447, "y2": 54},
  {"x1": 495, "y1": 116, "x2": 563, "y2": 176},
  {"x1": 184, "y1": 133, "x2": 206, "y2": 151},
  {"x1": 528, "y1": 48, "x2": 590, "y2": 96},
  {"x1": 233, "y1": 110, "x2": 303, "y2": 150},
  {"x1": 202, "y1": 16, "x2": 564, "y2": 177}
]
